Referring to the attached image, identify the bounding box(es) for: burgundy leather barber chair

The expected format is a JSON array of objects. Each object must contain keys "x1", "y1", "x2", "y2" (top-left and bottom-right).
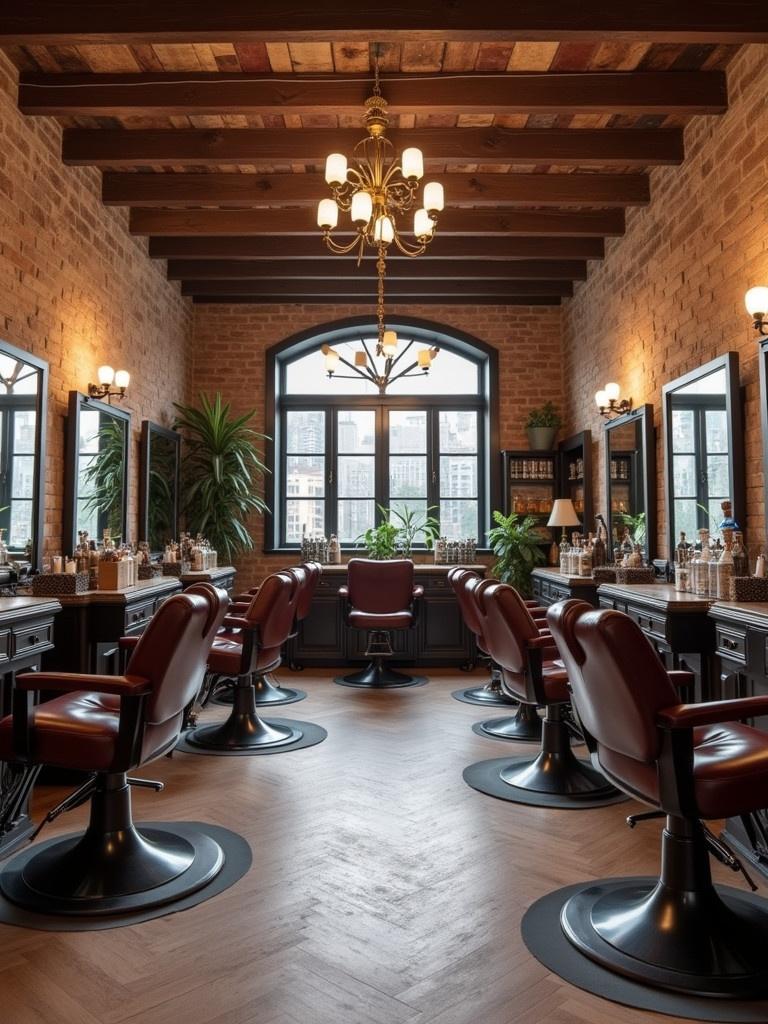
[
  {"x1": 186, "y1": 571, "x2": 319, "y2": 752},
  {"x1": 449, "y1": 568, "x2": 542, "y2": 742},
  {"x1": 547, "y1": 599, "x2": 768, "y2": 997},
  {"x1": 337, "y1": 558, "x2": 424, "y2": 688},
  {"x1": 0, "y1": 588, "x2": 229, "y2": 916},
  {"x1": 464, "y1": 581, "x2": 617, "y2": 806},
  {"x1": 213, "y1": 562, "x2": 321, "y2": 707}
]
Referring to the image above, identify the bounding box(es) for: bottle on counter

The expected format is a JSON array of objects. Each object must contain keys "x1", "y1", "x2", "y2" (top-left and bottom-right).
[
  {"x1": 756, "y1": 551, "x2": 766, "y2": 578},
  {"x1": 328, "y1": 534, "x2": 341, "y2": 565},
  {"x1": 717, "y1": 528, "x2": 735, "y2": 600},
  {"x1": 579, "y1": 541, "x2": 593, "y2": 577},
  {"x1": 708, "y1": 544, "x2": 720, "y2": 599},
  {"x1": 732, "y1": 531, "x2": 749, "y2": 579}
]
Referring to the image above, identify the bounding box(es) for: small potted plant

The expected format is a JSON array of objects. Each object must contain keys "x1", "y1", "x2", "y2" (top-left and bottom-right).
[
  {"x1": 525, "y1": 401, "x2": 563, "y2": 451},
  {"x1": 488, "y1": 509, "x2": 545, "y2": 597}
]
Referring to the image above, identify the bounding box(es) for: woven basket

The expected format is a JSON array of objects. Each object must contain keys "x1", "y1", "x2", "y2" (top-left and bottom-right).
[
  {"x1": 32, "y1": 572, "x2": 90, "y2": 596},
  {"x1": 732, "y1": 576, "x2": 768, "y2": 602},
  {"x1": 592, "y1": 567, "x2": 617, "y2": 584},
  {"x1": 616, "y1": 566, "x2": 656, "y2": 585}
]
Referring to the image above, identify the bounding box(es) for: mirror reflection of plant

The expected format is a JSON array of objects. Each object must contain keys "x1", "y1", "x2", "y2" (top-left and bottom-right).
[
  {"x1": 488, "y1": 509, "x2": 545, "y2": 597},
  {"x1": 148, "y1": 436, "x2": 177, "y2": 550},
  {"x1": 80, "y1": 418, "x2": 126, "y2": 539},
  {"x1": 173, "y1": 393, "x2": 269, "y2": 563},
  {"x1": 615, "y1": 510, "x2": 646, "y2": 545}
]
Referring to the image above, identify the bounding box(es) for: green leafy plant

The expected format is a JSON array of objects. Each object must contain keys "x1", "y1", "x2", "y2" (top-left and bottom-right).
[
  {"x1": 357, "y1": 517, "x2": 400, "y2": 560},
  {"x1": 488, "y1": 509, "x2": 545, "y2": 596},
  {"x1": 389, "y1": 504, "x2": 440, "y2": 556},
  {"x1": 524, "y1": 401, "x2": 563, "y2": 430},
  {"x1": 147, "y1": 436, "x2": 177, "y2": 550},
  {"x1": 173, "y1": 393, "x2": 269, "y2": 563},
  {"x1": 81, "y1": 418, "x2": 126, "y2": 539},
  {"x1": 615, "y1": 510, "x2": 646, "y2": 546}
]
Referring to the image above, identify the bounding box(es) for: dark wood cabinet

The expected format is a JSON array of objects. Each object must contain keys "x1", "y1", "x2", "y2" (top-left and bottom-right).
[
  {"x1": 180, "y1": 566, "x2": 237, "y2": 596},
  {"x1": 0, "y1": 597, "x2": 61, "y2": 857},
  {"x1": 531, "y1": 567, "x2": 599, "y2": 608},
  {"x1": 289, "y1": 564, "x2": 483, "y2": 668}
]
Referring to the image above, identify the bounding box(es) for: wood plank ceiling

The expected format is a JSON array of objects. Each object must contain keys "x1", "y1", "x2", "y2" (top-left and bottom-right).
[{"x1": 2, "y1": 4, "x2": 756, "y2": 305}]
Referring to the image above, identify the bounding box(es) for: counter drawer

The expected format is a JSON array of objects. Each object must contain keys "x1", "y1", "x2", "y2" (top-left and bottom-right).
[
  {"x1": 12, "y1": 621, "x2": 54, "y2": 658},
  {"x1": 0, "y1": 628, "x2": 10, "y2": 664},
  {"x1": 714, "y1": 625, "x2": 747, "y2": 663},
  {"x1": 124, "y1": 599, "x2": 156, "y2": 633},
  {"x1": 632, "y1": 609, "x2": 667, "y2": 640}
]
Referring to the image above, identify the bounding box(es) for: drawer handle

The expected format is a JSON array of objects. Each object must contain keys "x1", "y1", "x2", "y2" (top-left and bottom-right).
[
  {"x1": 132, "y1": 612, "x2": 146, "y2": 623},
  {"x1": 722, "y1": 637, "x2": 738, "y2": 651},
  {"x1": 27, "y1": 634, "x2": 40, "y2": 645}
]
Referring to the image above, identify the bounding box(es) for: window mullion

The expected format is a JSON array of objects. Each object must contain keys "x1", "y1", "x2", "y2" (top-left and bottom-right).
[
  {"x1": 328, "y1": 409, "x2": 337, "y2": 538},
  {"x1": 428, "y1": 409, "x2": 440, "y2": 522}
]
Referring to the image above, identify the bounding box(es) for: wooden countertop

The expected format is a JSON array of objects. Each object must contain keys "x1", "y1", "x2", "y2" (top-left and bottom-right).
[
  {"x1": 532, "y1": 567, "x2": 599, "y2": 588},
  {"x1": 318, "y1": 563, "x2": 487, "y2": 574},
  {"x1": 180, "y1": 566, "x2": 236, "y2": 582},
  {"x1": 710, "y1": 601, "x2": 768, "y2": 629},
  {"x1": 597, "y1": 582, "x2": 713, "y2": 613},
  {"x1": 0, "y1": 596, "x2": 61, "y2": 623},
  {"x1": 53, "y1": 576, "x2": 182, "y2": 607}
]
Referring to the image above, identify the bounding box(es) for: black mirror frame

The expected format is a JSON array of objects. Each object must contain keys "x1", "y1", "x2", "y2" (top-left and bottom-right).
[
  {"x1": 0, "y1": 341, "x2": 48, "y2": 571},
  {"x1": 603, "y1": 403, "x2": 656, "y2": 564},
  {"x1": 558, "y1": 430, "x2": 593, "y2": 530},
  {"x1": 662, "y1": 352, "x2": 744, "y2": 558},
  {"x1": 63, "y1": 391, "x2": 131, "y2": 555},
  {"x1": 139, "y1": 420, "x2": 180, "y2": 554}
]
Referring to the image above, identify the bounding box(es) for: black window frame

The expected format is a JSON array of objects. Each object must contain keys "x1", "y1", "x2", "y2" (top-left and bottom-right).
[{"x1": 265, "y1": 316, "x2": 499, "y2": 553}]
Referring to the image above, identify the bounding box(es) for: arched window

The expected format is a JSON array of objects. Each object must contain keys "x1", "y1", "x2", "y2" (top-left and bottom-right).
[{"x1": 266, "y1": 317, "x2": 498, "y2": 551}]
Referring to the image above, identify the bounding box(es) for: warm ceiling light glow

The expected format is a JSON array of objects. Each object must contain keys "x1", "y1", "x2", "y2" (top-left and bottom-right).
[
  {"x1": 382, "y1": 330, "x2": 398, "y2": 357},
  {"x1": 97, "y1": 365, "x2": 115, "y2": 386},
  {"x1": 595, "y1": 390, "x2": 608, "y2": 409},
  {"x1": 317, "y1": 198, "x2": 338, "y2": 230},
  {"x1": 350, "y1": 190, "x2": 373, "y2": 226},
  {"x1": 423, "y1": 181, "x2": 444, "y2": 214},
  {"x1": 374, "y1": 215, "x2": 394, "y2": 245},
  {"x1": 325, "y1": 152, "x2": 348, "y2": 187},
  {"x1": 604, "y1": 381, "x2": 621, "y2": 401},
  {"x1": 114, "y1": 370, "x2": 130, "y2": 389},
  {"x1": 414, "y1": 208, "x2": 434, "y2": 238},
  {"x1": 401, "y1": 147, "x2": 424, "y2": 181}
]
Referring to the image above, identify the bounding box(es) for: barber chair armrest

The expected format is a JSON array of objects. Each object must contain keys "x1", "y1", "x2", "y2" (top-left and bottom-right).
[
  {"x1": 16, "y1": 671, "x2": 152, "y2": 696},
  {"x1": 118, "y1": 635, "x2": 140, "y2": 651},
  {"x1": 527, "y1": 633, "x2": 559, "y2": 663},
  {"x1": 233, "y1": 593, "x2": 255, "y2": 604},
  {"x1": 338, "y1": 586, "x2": 349, "y2": 599},
  {"x1": 667, "y1": 670, "x2": 695, "y2": 693},
  {"x1": 221, "y1": 614, "x2": 250, "y2": 631},
  {"x1": 410, "y1": 584, "x2": 424, "y2": 627},
  {"x1": 413, "y1": 585, "x2": 424, "y2": 599},
  {"x1": 658, "y1": 695, "x2": 768, "y2": 730}
]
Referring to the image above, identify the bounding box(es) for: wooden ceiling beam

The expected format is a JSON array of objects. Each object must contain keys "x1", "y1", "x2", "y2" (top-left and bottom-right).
[
  {"x1": 130, "y1": 207, "x2": 624, "y2": 237},
  {"x1": 20, "y1": 71, "x2": 727, "y2": 117},
  {"x1": 149, "y1": 235, "x2": 606, "y2": 260},
  {"x1": 3, "y1": 2, "x2": 767, "y2": 44},
  {"x1": 103, "y1": 171, "x2": 649, "y2": 209},
  {"x1": 179, "y1": 278, "x2": 574, "y2": 297},
  {"x1": 191, "y1": 295, "x2": 562, "y2": 306},
  {"x1": 63, "y1": 127, "x2": 684, "y2": 168},
  {"x1": 166, "y1": 258, "x2": 588, "y2": 281}
]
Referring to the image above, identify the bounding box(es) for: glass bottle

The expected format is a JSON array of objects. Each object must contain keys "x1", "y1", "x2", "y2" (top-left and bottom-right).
[
  {"x1": 732, "y1": 531, "x2": 749, "y2": 579},
  {"x1": 559, "y1": 537, "x2": 569, "y2": 574},
  {"x1": 708, "y1": 544, "x2": 720, "y2": 599},
  {"x1": 579, "y1": 540, "x2": 592, "y2": 577},
  {"x1": 717, "y1": 528, "x2": 735, "y2": 600}
]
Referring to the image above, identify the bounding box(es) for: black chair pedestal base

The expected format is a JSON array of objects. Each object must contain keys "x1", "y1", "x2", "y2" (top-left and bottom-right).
[
  {"x1": 0, "y1": 773, "x2": 223, "y2": 916},
  {"x1": 186, "y1": 677, "x2": 303, "y2": 751},
  {"x1": 561, "y1": 816, "x2": 768, "y2": 998},
  {"x1": 211, "y1": 672, "x2": 306, "y2": 707},
  {"x1": 478, "y1": 702, "x2": 543, "y2": 742},
  {"x1": 453, "y1": 668, "x2": 516, "y2": 707},
  {"x1": 335, "y1": 658, "x2": 425, "y2": 689},
  {"x1": 498, "y1": 706, "x2": 613, "y2": 798}
]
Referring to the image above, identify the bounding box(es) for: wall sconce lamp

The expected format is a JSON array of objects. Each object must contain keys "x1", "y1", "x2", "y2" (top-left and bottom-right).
[
  {"x1": 594, "y1": 382, "x2": 632, "y2": 419},
  {"x1": 745, "y1": 286, "x2": 768, "y2": 336},
  {"x1": 88, "y1": 365, "x2": 130, "y2": 403}
]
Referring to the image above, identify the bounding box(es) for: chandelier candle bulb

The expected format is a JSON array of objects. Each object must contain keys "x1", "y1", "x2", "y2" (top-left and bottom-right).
[
  {"x1": 401, "y1": 147, "x2": 424, "y2": 181},
  {"x1": 417, "y1": 349, "x2": 431, "y2": 368},
  {"x1": 423, "y1": 181, "x2": 445, "y2": 214},
  {"x1": 414, "y1": 208, "x2": 433, "y2": 238},
  {"x1": 325, "y1": 153, "x2": 348, "y2": 187},
  {"x1": 354, "y1": 351, "x2": 367, "y2": 367},
  {"x1": 382, "y1": 331, "x2": 398, "y2": 357},
  {"x1": 745, "y1": 286, "x2": 768, "y2": 334},
  {"x1": 374, "y1": 215, "x2": 394, "y2": 245},
  {"x1": 317, "y1": 198, "x2": 338, "y2": 230},
  {"x1": 350, "y1": 190, "x2": 373, "y2": 226}
]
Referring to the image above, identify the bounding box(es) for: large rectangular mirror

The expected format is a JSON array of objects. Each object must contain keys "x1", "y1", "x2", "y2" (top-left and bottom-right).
[
  {"x1": 662, "y1": 353, "x2": 744, "y2": 555},
  {"x1": 139, "y1": 421, "x2": 180, "y2": 553},
  {"x1": 0, "y1": 341, "x2": 48, "y2": 569},
  {"x1": 63, "y1": 392, "x2": 131, "y2": 555},
  {"x1": 604, "y1": 404, "x2": 655, "y2": 563}
]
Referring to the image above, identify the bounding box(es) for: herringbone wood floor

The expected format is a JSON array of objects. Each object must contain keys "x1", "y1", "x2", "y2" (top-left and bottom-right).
[{"x1": 0, "y1": 670, "x2": 760, "y2": 1024}]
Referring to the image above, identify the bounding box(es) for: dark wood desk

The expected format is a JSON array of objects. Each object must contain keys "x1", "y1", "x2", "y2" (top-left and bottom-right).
[
  {"x1": 531, "y1": 567, "x2": 599, "y2": 608},
  {"x1": 0, "y1": 596, "x2": 61, "y2": 856},
  {"x1": 289, "y1": 563, "x2": 484, "y2": 668},
  {"x1": 180, "y1": 566, "x2": 236, "y2": 595}
]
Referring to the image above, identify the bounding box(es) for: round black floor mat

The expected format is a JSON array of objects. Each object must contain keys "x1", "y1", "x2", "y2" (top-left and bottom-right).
[
  {"x1": 0, "y1": 822, "x2": 251, "y2": 932},
  {"x1": 463, "y1": 756, "x2": 627, "y2": 809},
  {"x1": 210, "y1": 687, "x2": 306, "y2": 707},
  {"x1": 451, "y1": 688, "x2": 517, "y2": 707},
  {"x1": 522, "y1": 880, "x2": 768, "y2": 1022},
  {"x1": 176, "y1": 718, "x2": 327, "y2": 756},
  {"x1": 335, "y1": 676, "x2": 427, "y2": 688}
]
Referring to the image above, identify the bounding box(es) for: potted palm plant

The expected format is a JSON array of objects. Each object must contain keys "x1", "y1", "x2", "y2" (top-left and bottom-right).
[
  {"x1": 488, "y1": 509, "x2": 545, "y2": 597},
  {"x1": 173, "y1": 393, "x2": 269, "y2": 564},
  {"x1": 525, "y1": 401, "x2": 563, "y2": 451}
]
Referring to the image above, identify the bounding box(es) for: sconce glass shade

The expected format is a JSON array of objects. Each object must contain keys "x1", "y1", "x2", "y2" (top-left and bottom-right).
[
  {"x1": 350, "y1": 190, "x2": 373, "y2": 225},
  {"x1": 417, "y1": 349, "x2": 432, "y2": 368},
  {"x1": 745, "y1": 286, "x2": 768, "y2": 317},
  {"x1": 547, "y1": 498, "x2": 581, "y2": 528},
  {"x1": 382, "y1": 330, "x2": 398, "y2": 357},
  {"x1": 114, "y1": 370, "x2": 130, "y2": 389},
  {"x1": 604, "y1": 381, "x2": 621, "y2": 402},
  {"x1": 423, "y1": 181, "x2": 445, "y2": 214},
  {"x1": 317, "y1": 198, "x2": 338, "y2": 230},
  {"x1": 325, "y1": 153, "x2": 348, "y2": 186},
  {"x1": 595, "y1": 389, "x2": 608, "y2": 409},
  {"x1": 374, "y1": 215, "x2": 394, "y2": 245},
  {"x1": 414, "y1": 208, "x2": 434, "y2": 237},
  {"x1": 401, "y1": 147, "x2": 424, "y2": 180},
  {"x1": 324, "y1": 348, "x2": 340, "y2": 372},
  {"x1": 97, "y1": 365, "x2": 115, "y2": 386}
]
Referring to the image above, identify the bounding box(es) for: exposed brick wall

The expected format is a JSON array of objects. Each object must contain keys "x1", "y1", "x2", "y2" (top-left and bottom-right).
[
  {"x1": 0, "y1": 51, "x2": 194, "y2": 556},
  {"x1": 562, "y1": 43, "x2": 768, "y2": 560},
  {"x1": 192, "y1": 303, "x2": 564, "y2": 583}
]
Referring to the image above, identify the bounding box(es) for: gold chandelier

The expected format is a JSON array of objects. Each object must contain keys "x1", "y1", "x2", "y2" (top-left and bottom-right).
[{"x1": 317, "y1": 53, "x2": 444, "y2": 393}]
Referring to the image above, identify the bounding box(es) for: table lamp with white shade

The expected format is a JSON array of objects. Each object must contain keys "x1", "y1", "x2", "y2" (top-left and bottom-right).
[{"x1": 547, "y1": 499, "x2": 581, "y2": 558}]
